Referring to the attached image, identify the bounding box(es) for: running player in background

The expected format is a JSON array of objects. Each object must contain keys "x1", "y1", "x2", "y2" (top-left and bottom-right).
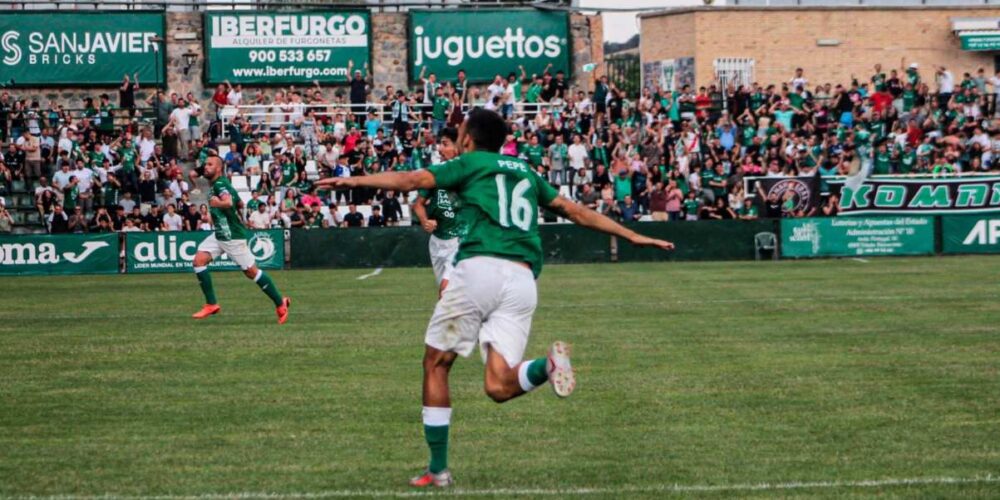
[
  {"x1": 314, "y1": 109, "x2": 673, "y2": 488},
  {"x1": 191, "y1": 155, "x2": 291, "y2": 324},
  {"x1": 410, "y1": 127, "x2": 462, "y2": 294}
]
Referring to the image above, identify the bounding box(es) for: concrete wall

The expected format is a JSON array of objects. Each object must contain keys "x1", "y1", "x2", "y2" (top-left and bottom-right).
[
  {"x1": 641, "y1": 6, "x2": 1000, "y2": 89},
  {"x1": 8, "y1": 10, "x2": 602, "y2": 110}
]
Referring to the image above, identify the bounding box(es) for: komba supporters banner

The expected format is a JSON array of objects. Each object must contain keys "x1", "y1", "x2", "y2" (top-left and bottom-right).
[
  {"x1": 0, "y1": 233, "x2": 119, "y2": 275},
  {"x1": 125, "y1": 230, "x2": 284, "y2": 273},
  {"x1": 834, "y1": 176, "x2": 1000, "y2": 215},
  {"x1": 0, "y1": 12, "x2": 164, "y2": 85},
  {"x1": 204, "y1": 11, "x2": 370, "y2": 84},
  {"x1": 408, "y1": 10, "x2": 570, "y2": 83}
]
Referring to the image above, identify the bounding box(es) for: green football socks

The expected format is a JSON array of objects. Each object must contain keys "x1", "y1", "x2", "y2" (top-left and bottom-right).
[
  {"x1": 423, "y1": 406, "x2": 451, "y2": 473},
  {"x1": 194, "y1": 266, "x2": 217, "y2": 305},
  {"x1": 254, "y1": 270, "x2": 284, "y2": 306},
  {"x1": 518, "y1": 357, "x2": 549, "y2": 392}
]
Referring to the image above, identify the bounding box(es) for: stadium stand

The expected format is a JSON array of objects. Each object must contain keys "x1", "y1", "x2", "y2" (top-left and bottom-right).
[{"x1": 3, "y1": 61, "x2": 1000, "y2": 234}]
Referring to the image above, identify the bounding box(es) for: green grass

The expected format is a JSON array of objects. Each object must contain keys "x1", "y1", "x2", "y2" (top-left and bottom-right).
[{"x1": 1, "y1": 257, "x2": 999, "y2": 498}]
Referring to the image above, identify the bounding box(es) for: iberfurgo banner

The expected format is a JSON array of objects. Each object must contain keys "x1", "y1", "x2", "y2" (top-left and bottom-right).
[
  {"x1": 0, "y1": 12, "x2": 164, "y2": 85},
  {"x1": 125, "y1": 230, "x2": 284, "y2": 273},
  {"x1": 0, "y1": 233, "x2": 119, "y2": 275},
  {"x1": 204, "y1": 11, "x2": 370, "y2": 84},
  {"x1": 408, "y1": 10, "x2": 569, "y2": 83}
]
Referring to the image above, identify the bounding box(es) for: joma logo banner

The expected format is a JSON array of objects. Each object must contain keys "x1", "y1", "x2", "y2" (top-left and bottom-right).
[
  {"x1": 834, "y1": 177, "x2": 1000, "y2": 215},
  {"x1": 0, "y1": 234, "x2": 119, "y2": 276}
]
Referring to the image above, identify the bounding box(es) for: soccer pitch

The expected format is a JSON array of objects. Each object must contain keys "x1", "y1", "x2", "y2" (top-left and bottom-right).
[{"x1": 2, "y1": 257, "x2": 999, "y2": 498}]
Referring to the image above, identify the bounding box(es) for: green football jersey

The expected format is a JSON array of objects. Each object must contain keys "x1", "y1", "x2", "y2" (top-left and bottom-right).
[
  {"x1": 118, "y1": 146, "x2": 137, "y2": 172},
  {"x1": 417, "y1": 187, "x2": 464, "y2": 240},
  {"x1": 210, "y1": 177, "x2": 250, "y2": 241},
  {"x1": 429, "y1": 151, "x2": 559, "y2": 278}
]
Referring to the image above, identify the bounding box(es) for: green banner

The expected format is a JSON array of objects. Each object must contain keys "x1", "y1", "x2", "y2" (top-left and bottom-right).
[
  {"x1": 960, "y1": 33, "x2": 1000, "y2": 51},
  {"x1": 125, "y1": 230, "x2": 284, "y2": 273},
  {"x1": 409, "y1": 10, "x2": 570, "y2": 83},
  {"x1": 204, "y1": 11, "x2": 370, "y2": 84},
  {"x1": 941, "y1": 215, "x2": 1000, "y2": 254},
  {"x1": 781, "y1": 216, "x2": 934, "y2": 258},
  {"x1": 0, "y1": 233, "x2": 119, "y2": 275},
  {"x1": 0, "y1": 12, "x2": 164, "y2": 85}
]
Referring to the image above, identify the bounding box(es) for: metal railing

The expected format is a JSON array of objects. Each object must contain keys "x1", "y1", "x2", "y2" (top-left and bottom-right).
[
  {"x1": 218, "y1": 100, "x2": 567, "y2": 140},
  {"x1": 1, "y1": 107, "x2": 155, "y2": 140}
]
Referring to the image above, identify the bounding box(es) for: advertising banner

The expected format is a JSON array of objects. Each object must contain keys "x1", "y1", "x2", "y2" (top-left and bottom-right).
[
  {"x1": 0, "y1": 233, "x2": 119, "y2": 275},
  {"x1": 408, "y1": 10, "x2": 570, "y2": 83},
  {"x1": 781, "y1": 216, "x2": 934, "y2": 258},
  {"x1": 204, "y1": 11, "x2": 370, "y2": 84},
  {"x1": 0, "y1": 12, "x2": 164, "y2": 85},
  {"x1": 835, "y1": 176, "x2": 1000, "y2": 215},
  {"x1": 941, "y1": 215, "x2": 1000, "y2": 254},
  {"x1": 126, "y1": 230, "x2": 284, "y2": 273}
]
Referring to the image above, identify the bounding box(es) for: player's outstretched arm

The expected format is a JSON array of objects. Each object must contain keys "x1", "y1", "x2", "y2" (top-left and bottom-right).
[
  {"x1": 313, "y1": 170, "x2": 436, "y2": 192},
  {"x1": 546, "y1": 196, "x2": 675, "y2": 251}
]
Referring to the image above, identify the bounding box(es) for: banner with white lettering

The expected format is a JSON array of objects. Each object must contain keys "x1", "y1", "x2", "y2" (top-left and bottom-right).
[
  {"x1": 0, "y1": 233, "x2": 119, "y2": 275},
  {"x1": 0, "y1": 12, "x2": 164, "y2": 85},
  {"x1": 941, "y1": 215, "x2": 1000, "y2": 254},
  {"x1": 125, "y1": 230, "x2": 284, "y2": 273},
  {"x1": 408, "y1": 10, "x2": 570, "y2": 83},
  {"x1": 203, "y1": 11, "x2": 370, "y2": 84}
]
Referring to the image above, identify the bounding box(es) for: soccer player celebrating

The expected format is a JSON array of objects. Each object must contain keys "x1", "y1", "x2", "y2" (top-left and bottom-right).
[
  {"x1": 410, "y1": 127, "x2": 462, "y2": 294},
  {"x1": 314, "y1": 109, "x2": 673, "y2": 487},
  {"x1": 190, "y1": 155, "x2": 291, "y2": 324}
]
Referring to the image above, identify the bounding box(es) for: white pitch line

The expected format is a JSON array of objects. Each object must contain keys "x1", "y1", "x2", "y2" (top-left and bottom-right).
[
  {"x1": 6, "y1": 475, "x2": 998, "y2": 499},
  {"x1": 853, "y1": 258, "x2": 870, "y2": 263},
  {"x1": 356, "y1": 268, "x2": 384, "y2": 281}
]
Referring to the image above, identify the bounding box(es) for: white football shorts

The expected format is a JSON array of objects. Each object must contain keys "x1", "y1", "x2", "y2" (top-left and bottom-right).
[
  {"x1": 428, "y1": 234, "x2": 460, "y2": 285},
  {"x1": 424, "y1": 256, "x2": 537, "y2": 368},
  {"x1": 197, "y1": 234, "x2": 256, "y2": 270}
]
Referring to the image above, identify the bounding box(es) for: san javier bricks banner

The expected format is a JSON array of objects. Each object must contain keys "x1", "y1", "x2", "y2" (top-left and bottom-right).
[
  {"x1": 409, "y1": 10, "x2": 570, "y2": 83},
  {"x1": 0, "y1": 233, "x2": 119, "y2": 275},
  {"x1": 125, "y1": 230, "x2": 284, "y2": 273},
  {"x1": 0, "y1": 12, "x2": 164, "y2": 85},
  {"x1": 834, "y1": 176, "x2": 1000, "y2": 215},
  {"x1": 204, "y1": 11, "x2": 370, "y2": 84},
  {"x1": 941, "y1": 215, "x2": 1000, "y2": 254},
  {"x1": 781, "y1": 216, "x2": 934, "y2": 258}
]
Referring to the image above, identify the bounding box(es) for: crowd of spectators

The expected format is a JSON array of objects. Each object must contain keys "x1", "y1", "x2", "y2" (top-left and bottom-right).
[{"x1": 4, "y1": 59, "x2": 1000, "y2": 234}]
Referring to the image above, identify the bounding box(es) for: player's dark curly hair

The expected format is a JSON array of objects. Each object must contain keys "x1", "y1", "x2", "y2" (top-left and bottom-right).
[
  {"x1": 465, "y1": 108, "x2": 507, "y2": 153},
  {"x1": 438, "y1": 127, "x2": 458, "y2": 144}
]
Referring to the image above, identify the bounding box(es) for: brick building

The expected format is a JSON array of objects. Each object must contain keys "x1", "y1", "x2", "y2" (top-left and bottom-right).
[{"x1": 639, "y1": 6, "x2": 1000, "y2": 91}]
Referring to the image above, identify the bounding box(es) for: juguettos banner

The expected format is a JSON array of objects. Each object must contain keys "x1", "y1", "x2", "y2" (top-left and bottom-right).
[
  {"x1": 0, "y1": 233, "x2": 119, "y2": 275},
  {"x1": 204, "y1": 11, "x2": 370, "y2": 84},
  {"x1": 408, "y1": 10, "x2": 570, "y2": 83},
  {"x1": 125, "y1": 230, "x2": 284, "y2": 273},
  {"x1": 781, "y1": 216, "x2": 935, "y2": 258},
  {"x1": 0, "y1": 12, "x2": 164, "y2": 85}
]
